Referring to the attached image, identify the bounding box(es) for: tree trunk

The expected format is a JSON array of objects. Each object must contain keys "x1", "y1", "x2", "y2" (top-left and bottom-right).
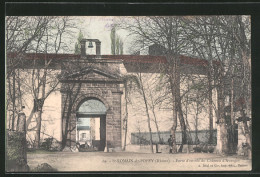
[
  {"x1": 207, "y1": 71, "x2": 214, "y2": 144},
  {"x1": 35, "y1": 68, "x2": 47, "y2": 149},
  {"x1": 175, "y1": 56, "x2": 187, "y2": 152},
  {"x1": 217, "y1": 74, "x2": 229, "y2": 154},
  {"x1": 61, "y1": 82, "x2": 81, "y2": 150},
  {"x1": 171, "y1": 111, "x2": 178, "y2": 154},
  {"x1": 152, "y1": 108, "x2": 162, "y2": 143},
  {"x1": 229, "y1": 77, "x2": 237, "y2": 153},
  {"x1": 123, "y1": 82, "x2": 128, "y2": 151},
  {"x1": 61, "y1": 93, "x2": 73, "y2": 149},
  {"x1": 195, "y1": 105, "x2": 199, "y2": 145},
  {"x1": 17, "y1": 69, "x2": 23, "y2": 110},
  {"x1": 241, "y1": 110, "x2": 252, "y2": 159},
  {"x1": 177, "y1": 103, "x2": 187, "y2": 152},
  {"x1": 35, "y1": 109, "x2": 43, "y2": 149},
  {"x1": 26, "y1": 108, "x2": 35, "y2": 130},
  {"x1": 7, "y1": 75, "x2": 13, "y2": 130},
  {"x1": 12, "y1": 71, "x2": 16, "y2": 131},
  {"x1": 139, "y1": 73, "x2": 154, "y2": 153},
  {"x1": 169, "y1": 71, "x2": 178, "y2": 153},
  {"x1": 149, "y1": 89, "x2": 162, "y2": 143}
]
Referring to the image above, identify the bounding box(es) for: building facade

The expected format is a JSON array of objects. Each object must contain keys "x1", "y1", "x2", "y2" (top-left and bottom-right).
[{"x1": 7, "y1": 39, "x2": 247, "y2": 154}]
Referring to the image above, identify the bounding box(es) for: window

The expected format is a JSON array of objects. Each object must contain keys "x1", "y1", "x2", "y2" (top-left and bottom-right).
[{"x1": 81, "y1": 133, "x2": 86, "y2": 139}]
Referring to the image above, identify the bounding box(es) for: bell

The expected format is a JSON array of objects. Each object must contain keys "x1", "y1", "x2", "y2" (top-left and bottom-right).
[{"x1": 88, "y1": 41, "x2": 93, "y2": 48}]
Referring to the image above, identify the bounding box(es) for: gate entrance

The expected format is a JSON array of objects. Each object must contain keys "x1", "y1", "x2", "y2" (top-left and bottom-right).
[
  {"x1": 76, "y1": 99, "x2": 106, "y2": 151},
  {"x1": 60, "y1": 64, "x2": 123, "y2": 150}
]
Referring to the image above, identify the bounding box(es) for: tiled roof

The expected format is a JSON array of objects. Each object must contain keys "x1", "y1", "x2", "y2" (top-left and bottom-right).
[
  {"x1": 7, "y1": 52, "x2": 219, "y2": 67},
  {"x1": 7, "y1": 52, "x2": 81, "y2": 60}
]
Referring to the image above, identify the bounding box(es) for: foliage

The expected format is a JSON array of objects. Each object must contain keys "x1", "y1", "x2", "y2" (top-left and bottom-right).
[
  {"x1": 74, "y1": 30, "x2": 84, "y2": 54},
  {"x1": 110, "y1": 25, "x2": 123, "y2": 55},
  {"x1": 110, "y1": 26, "x2": 116, "y2": 55},
  {"x1": 121, "y1": 15, "x2": 251, "y2": 155},
  {"x1": 122, "y1": 75, "x2": 140, "y2": 91},
  {"x1": 193, "y1": 146, "x2": 202, "y2": 153},
  {"x1": 7, "y1": 132, "x2": 25, "y2": 161},
  {"x1": 6, "y1": 16, "x2": 75, "y2": 149},
  {"x1": 40, "y1": 137, "x2": 54, "y2": 151},
  {"x1": 193, "y1": 144, "x2": 214, "y2": 153},
  {"x1": 6, "y1": 131, "x2": 28, "y2": 171}
]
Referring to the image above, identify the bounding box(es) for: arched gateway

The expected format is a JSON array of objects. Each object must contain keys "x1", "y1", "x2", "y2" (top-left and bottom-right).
[
  {"x1": 59, "y1": 61, "x2": 123, "y2": 151},
  {"x1": 76, "y1": 98, "x2": 107, "y2": 151}
]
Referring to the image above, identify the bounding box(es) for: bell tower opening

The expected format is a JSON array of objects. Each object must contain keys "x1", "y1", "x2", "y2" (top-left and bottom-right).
[{"x1": 76, "y1": 98, "x2": 106, "y2": 151}]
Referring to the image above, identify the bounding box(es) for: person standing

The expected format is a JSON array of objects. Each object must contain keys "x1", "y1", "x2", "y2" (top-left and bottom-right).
[{"x1": 168, "y1": 135, "x2": 173, "y2": 153}]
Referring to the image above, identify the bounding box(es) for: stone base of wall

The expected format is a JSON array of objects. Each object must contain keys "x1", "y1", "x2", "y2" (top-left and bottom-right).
[{"x1": 125, "y1": 144, "x2": 216, "y2": 154}]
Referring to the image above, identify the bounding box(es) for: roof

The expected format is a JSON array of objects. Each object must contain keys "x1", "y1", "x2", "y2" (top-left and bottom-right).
[
  {"x1": 7, "y1": 52, "x2": 81, "y2": 60},
  {"x1": 77, "y1": 126, "x2": 90, "y2": 130},
  {"x1": 7, "y1": 52, "x2": 219, "y2": 67}
]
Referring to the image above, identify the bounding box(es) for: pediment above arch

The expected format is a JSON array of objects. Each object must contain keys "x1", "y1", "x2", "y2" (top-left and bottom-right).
[{"x1": 59, "y1": 67, "x2": 123, "y2": 83}]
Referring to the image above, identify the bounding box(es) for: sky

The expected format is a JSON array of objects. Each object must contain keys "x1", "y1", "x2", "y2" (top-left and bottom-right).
[{"x1": 70, "y1": 16, "x2": 131, "y2": 55}]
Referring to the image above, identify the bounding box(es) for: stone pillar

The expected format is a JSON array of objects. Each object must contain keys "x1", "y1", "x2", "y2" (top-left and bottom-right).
[
  {"x1": 80, "y1": 39, "x2": 87, "y2": 56},
  {"x1": 95, "y1": 41, "x2": 101, "y2": 55},
  {"x1": 216, "y1": 119, "x2": 228, "y2": 154},
  {"x1": 216, "y1": 124, "x2": 221, "y2": 153},
  {"x1": 70, "y1": 113, "x2": 77, "y2": 147},
  {"x1": 105, "y1": 90, "x2": 123, "y2": 152},
  {"x1": 7, "y1": 111, "x2": 29, "y2": 172}
]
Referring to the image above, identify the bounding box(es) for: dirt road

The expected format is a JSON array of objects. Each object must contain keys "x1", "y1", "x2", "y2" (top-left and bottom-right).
[{"x1": 27, "y1": 152, "x2": 251, "y2": 171}]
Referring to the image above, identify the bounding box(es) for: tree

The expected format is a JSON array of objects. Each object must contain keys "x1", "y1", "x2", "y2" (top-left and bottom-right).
[
  {"x1": 121, "y1": 74, "x2": 140, "y2": 150},
  {"x1": 110, "y1": 25, "x2": 124, "y2": 55},
  {"x1": 121, "y1": 16, "x2": 191, "y2": 153},
  {"x1": 124, "y1": 59, "x2": 169, "y2": 152},
  {"x1": 6, "y1": 16, "x2": 75, "y2": 149},
  {"x1": 228, "y1": 16, "x2": 251, "y2": 158},
  {"x1": 147, "y1": 85, "x2": 163, "y2": 143},
  {"x1": 74, "y1": 30, "x2": 84, "y2": 54},
  {"x1": 60, "y1": 76, "x2": 82, "y2": 149},
  {"x1": 182, "y1": 16, "x2": 251, "y2": 155},
  {"x1": 6, "y1": 16, "x2": 52, "y2": 131},
  {"x1": 122, "y1": 16, "x2": 251, "y2": 156},
  {"x1": 181, "y1": 16, "x2": 231, "y2": 154}
]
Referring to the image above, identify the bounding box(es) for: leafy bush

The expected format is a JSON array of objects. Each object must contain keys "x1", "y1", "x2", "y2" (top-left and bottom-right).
[
  {"x1": 202, "y1": 145, "x2": 209, "y2": 153},
  {"x1": 193, "y1": 144, "x2": 215, "y2": 153},
  {"x1": 41, "y1": 137, "x2": 54, "y2": 150},
  {"x1": 208, "y1": 146, "x2": 214, "y2": 153},
  {"x1": 7, "y1": 132, "x2": 25, "y2": 161},
  {"x1": 193, "y1": 146, "x2": 202, "y2": 152},
  {"x1": 40, "y1": 137, "x2": 61, "y2": 151}
]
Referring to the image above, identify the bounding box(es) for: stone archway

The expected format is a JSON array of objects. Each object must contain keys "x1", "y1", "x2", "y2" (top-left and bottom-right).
[
  {"x1": 73, "y1": 93, "x2": 111, "y2": 114},
  {"x1": 60, "y1": 67, "x2": 123, "y2": 151},
  {"x1": 76, "y1": 98, "x2": 107, "y2": 151}
]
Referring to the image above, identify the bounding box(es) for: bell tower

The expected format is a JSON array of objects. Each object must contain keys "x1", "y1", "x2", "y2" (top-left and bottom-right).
[{"x1": 80, "y1": 39, "x2": 101, "y2": 56}]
